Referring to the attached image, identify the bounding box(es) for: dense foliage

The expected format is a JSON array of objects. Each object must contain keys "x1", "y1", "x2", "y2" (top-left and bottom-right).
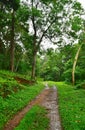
[
  {"x1": 0, "y1": 0, "x2": 85, "y2": 83},
  {"x1": 37, "y1": 43, "x2": 85, "y2": 87}
]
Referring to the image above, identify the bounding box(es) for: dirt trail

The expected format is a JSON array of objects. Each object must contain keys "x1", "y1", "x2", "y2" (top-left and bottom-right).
[
  {"x1": 41, "y1": 86, "x2": 62, "y2": 130},
  {"x1": 4, "y1": 86, "x2": 62, "y2": 130}
]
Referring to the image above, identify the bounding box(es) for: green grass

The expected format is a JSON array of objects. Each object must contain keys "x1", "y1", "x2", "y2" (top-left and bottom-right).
[
  {"x1": 14, "y1": 105, "x2": 49, "y2": 130},
  {"x1": 0, "y1": 70, "x2": 45, "y2": 129},
  {"x1": 1, "y1": 71, "x2": 85, "y2": 130},
  {"x1": 45, "y1": 81, "x2": 85, "y2": 130},
  {"x1": 0, "y1": 70, "x2": 30, "y2": 80},
  {"x1": 0, "y1": 70, "x2": 27, "y2": 97},
  {"x1": 56, "y1": 82, "x2": 85, "y2": 130},
  {"x1": 0, "y1": 81, "x2": 44, "y2": 129}
]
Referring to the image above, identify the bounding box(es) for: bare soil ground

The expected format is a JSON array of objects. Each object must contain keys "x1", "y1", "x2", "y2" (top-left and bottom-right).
[
  {"x1": 14, "y1": 76, "x2": 35, "y2": 85},
  {"x1": 4, "y1": 86, "x2": 62, "y2": 130}
]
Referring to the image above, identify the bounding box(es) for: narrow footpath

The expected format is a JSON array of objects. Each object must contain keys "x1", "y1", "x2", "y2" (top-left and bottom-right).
[
  {"x1": 41, "y1": 86, "x2": 62, "y2": 130},
  {"x1": 4, "y1": 86, "x2": 62, "y2": 130}
]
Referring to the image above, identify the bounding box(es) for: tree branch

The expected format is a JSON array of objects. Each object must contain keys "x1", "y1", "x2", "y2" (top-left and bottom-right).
[
  {"x1": 37, "y1": 17, "x2": 57, "y2": 49},
  {"x1": 31, "y1": 0, "x2": 36, "y2": 37}
]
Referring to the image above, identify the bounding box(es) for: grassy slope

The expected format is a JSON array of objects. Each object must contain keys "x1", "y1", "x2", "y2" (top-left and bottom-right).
[
  {"x1": 50, "y1": 82, "x2": 85, "y2": 130},
  {"x1": 0, "y1": 71, "x2": 45, "y2": 129}
]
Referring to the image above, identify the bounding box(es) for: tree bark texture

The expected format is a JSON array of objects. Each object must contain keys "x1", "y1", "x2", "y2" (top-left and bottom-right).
[
  {"x1": 72, "y1": 45, "x2": 82, "y2": 85},
  {"x1": 31, "y1": 50, "x2": 37, "y2": 80},
  {"x1": 10, "y1": 10, "x2": 15, "y2": 72}
]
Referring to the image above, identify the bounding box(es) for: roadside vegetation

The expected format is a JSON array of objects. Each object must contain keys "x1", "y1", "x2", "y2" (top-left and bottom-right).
[
  {"x1": 14, "y1": 105, "x2": 49, "y2": 130},
  {"x1": 0, "y1": 71, "x2": 44, "y2": 129},
  {"x1": 56, "y1": 82, "x2": 85, "y2": 130}
]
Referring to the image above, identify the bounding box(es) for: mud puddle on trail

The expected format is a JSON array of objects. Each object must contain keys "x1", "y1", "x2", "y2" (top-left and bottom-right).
[{"x1": 4, "y1": 86, "x2": 62, "y2": 130}]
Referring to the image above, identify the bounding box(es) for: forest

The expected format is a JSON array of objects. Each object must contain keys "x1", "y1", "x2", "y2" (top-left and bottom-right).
[{"x1": 0, "y1": 0, "x2": 85, "y2": 130}]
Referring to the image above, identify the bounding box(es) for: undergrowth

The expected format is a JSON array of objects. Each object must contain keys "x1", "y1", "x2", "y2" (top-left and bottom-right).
[{"x1": 0, "y1": 70, "x2": 27, "y2": 98}]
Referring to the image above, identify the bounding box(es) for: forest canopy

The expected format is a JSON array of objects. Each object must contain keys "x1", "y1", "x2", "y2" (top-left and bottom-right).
[{"x1": 0, "y1": 0, "x2": 85, "y2": 85}]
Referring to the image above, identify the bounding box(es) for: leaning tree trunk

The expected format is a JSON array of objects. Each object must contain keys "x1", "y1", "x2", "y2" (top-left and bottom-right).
[
  {"x1": 10, "y1": 10, "x2": 15, "y2": 72},
  {"x1": 72, "y1": 45, "x2": 82, "y2": 85}
]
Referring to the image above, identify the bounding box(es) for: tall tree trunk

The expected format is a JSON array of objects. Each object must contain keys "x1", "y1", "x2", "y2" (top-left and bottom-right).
[
  {"x1": 72, "y1": 45, "x2": 82, "y2": 85},
  {"x1": 31, "y1": 0, "x2": 37, "y2": 80},
  {"x1": 10, "y1": 10, "x2": 15, "y2": 72},
  {"x1": 31, "y1": 40, "x2": 37, "y2": 80},
  {"x1": 15, "y1": 58, "x2": 21, "y2": 72}
]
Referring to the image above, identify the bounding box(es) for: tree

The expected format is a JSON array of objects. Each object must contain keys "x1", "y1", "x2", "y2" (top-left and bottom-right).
[
  {"x1": 21, "y1": 0, "x2": 84, "y2": 80},
  {"x1": 0, "y1": 1, "x2": 31, "y2": 72},
  {"x1": 72, "y1": 44, "x2": 82, "y2": 85},
  {"x1": 0, "y1": 0, "x2": 20, "y2": 72},
  {"x1": 0, "y1": 0, "x2": 84, "y2": 80},
  {"x1": 37, "y1": 48, "x2": 65, "y2": 81},
  {"x1": 72, "y1": 28, "x2": 85, "y2": 85},
  {"x1": 0, "y1": 2, "x2": 11, "y2": 69}
]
